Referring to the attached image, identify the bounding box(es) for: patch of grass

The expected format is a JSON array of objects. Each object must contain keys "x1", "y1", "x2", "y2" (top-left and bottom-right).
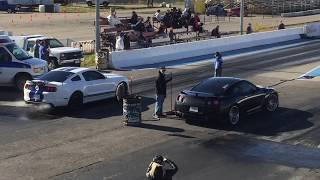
[{"x1": 82, "y1": 54, "x2": 96, "y2": 68}]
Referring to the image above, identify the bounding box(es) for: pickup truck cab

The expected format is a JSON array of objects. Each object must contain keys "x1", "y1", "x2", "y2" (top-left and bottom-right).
[
  {"x1": 11, "y1": 35, "x2": 83, "y2": 70},
  {"x1": 86, "y1": 0, "x2": 110, "y2": 7},
  {"x1": 0, "y1": 35, "x2": 48, "y2": 90}
]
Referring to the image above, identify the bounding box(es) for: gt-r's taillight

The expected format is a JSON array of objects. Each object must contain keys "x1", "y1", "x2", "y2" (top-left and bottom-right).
[
  {"x1": 208, "y1": 99, "x2": 220, "y2": 107},
  {"x1": 44, "y1": 86, "x2": 57, "y2": 92}
]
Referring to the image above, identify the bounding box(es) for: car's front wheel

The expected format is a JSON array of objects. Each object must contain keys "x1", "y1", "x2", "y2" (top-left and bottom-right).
[
  {"x1": 228, "y1": 105, "x2": 240, "y2": 125},
  {"x1": 48, "y1": 59, "x2": 59, "y2": 71},
  {"x1": 68, "y1": 92, "x2": 83, "y2": 110},
  {"x1": 265, "y1": 94, "x2": 279, "y2": 112}
]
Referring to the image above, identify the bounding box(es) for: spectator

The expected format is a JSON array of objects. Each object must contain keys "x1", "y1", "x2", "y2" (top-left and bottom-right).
[
  {"x1": 246, "y1": 23, "x2": 253, "y2": 34},
  {"x1": 107, "y1": 11, "x2": 122, "y2": 28},
  {"x1": 33, "y1": 40, "x2": 40, "y2": 58},
  {"x1": 214, "y1": 52, "x2": 223, "y2": 77},
  {"x1": 153, "y1": 67, "x2": 172, "y2": 119},
  {"x1": 182, "y1": 8, "x2": 191, "y2": 20},
  {"x1": 133, "y1": 17, "x2": 146, "y2": 32},
  {"x1": 145, "y1": 17, "x2": 154, "y2": 32},
  {"x1": 154, "y1": 10, "x2": 164, "y2": 21},
  {"x1": 157, "y1": 22, "x2": 167, "y2": 37},
  {"x1": 130, "y1": 11, "x2": 138, "y2": 24},
  {"x1": 169, "y1": 28, "x2": 176, "y2": 43},
  {"x1": 278, "y1": 20, "x2": 285, "y2": 30},
  {"x1": 192, "y1": 13, "x2": 203, "y2": 32},
  {"x1": 211, "y1": 25, "x2": 221, "y2": 38},
  {"x1": 146, "y1": 155, "x2": 178, "y2": 180},
  {"x1": 38, "y1": 40, "x2": 44, "y2": 60}
]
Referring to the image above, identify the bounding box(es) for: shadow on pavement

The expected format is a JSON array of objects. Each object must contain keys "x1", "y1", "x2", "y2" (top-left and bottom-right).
[
  {"x1": 137, "y1": 123, "x2": 184, "y2": 133},
  {"x1": 0, "y1": 87, "x2": 22, "y2": 101},
  {"x1": 187, "y1": 107, "x2": 314, "y2": 136},
  {"x1": 51, "y1": 96, "x2": 155, "y2": 120}
]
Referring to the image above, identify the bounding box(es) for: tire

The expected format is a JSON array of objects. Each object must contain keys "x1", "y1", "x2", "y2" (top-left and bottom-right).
[
  {"x1": 48, "y1": 59, "x2": 59, "y2": 71},
  {"x1": 68, "y1": 92, "x2": 83, "y2": 110},
  {"x1": 228, "y1": 105, "x2": 240, "y2": 126},
  {"x1": 15, "y1": 74, "x2": 31, "y2": 91},
  {"x1": 265, "y1": 94, "x2": 279, "y2": 112},
  {"x1": 7, "y1": 9, "x2": 12, "y2": 13},
  {"x1": 103, "y1": 2, "x2": 109, "y2": 7},
  {"x1": 87, "y1": 1, "x2": 93, "y2": 6},
  {"x1": 116, "y1": 82, "x2": 128, "y2": 102}
]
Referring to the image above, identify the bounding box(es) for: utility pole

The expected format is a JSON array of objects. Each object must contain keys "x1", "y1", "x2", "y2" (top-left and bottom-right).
[
  {"x1": 95, "y1": 0, "x2": 101, "y2": 57},
  {"x1": 240, "y1": 0, "x2": 244, "y2": 35}
]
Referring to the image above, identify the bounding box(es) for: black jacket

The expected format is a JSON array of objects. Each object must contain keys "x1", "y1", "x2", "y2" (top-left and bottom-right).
[
  {"x1": 156, "y1": 72, "x2": 172, "y2": 96},
  {"x1": 163, "y1": 159, "x2": 178, "y2": 180}
]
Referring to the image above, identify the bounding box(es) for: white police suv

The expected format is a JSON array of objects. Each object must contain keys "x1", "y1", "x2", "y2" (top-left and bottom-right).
[
  {"x1": 0, "y1": 35, "x2": 48, "y2": 90},
  {"x1": 24, "y1": 67, "x2": 129, "y2": 108}
]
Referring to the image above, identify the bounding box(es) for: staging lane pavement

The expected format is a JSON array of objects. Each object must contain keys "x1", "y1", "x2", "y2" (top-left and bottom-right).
[{"x1": 1, "y1": 40, "x2": 320, "y2": 179}]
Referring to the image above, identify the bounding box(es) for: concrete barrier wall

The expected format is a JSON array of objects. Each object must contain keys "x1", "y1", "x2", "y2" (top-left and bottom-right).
[
  {"x1": 110, "y1": 28, "x2": 303, "y2": 69},
  {"x1": 304, "y1": 23, "x2": 320, "y2": 37},
  {"x1": 282, "y1": 9, "x2": 320, "y2": 17}
]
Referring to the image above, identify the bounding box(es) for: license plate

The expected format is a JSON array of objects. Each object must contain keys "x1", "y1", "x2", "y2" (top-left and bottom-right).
[
  {"x1": 31, "y1": 94, "x2": 41, "y2": 101},
  {"x1": 74, "y1": 60, "x2": 80, "y2": 63},
  {"x1": 189, "y1": 106, "x2": 198, "y2": 113}
]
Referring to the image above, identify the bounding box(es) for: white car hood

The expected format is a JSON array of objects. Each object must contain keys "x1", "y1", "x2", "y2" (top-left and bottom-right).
[
  {"x1": 24, "y1": 58, "x2": 48, "y2": 68},
  {"x1": 51, "y1": 47, "x2": 82, "y2": 54}
]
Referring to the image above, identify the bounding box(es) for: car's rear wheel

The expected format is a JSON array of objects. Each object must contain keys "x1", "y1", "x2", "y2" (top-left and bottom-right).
[
  {"x1": 116, "y1": 82, "x2": 128, "y2": 102},
  {"x1": 103, "y1": 2, "x2": 109, "y2": 7},
  {"x1": 228, "y1": 105, "x2": 240, "y2": 125},
  {"x1": 87, "y1": 1, "x2": 93, "y2": 6},
  {"x1": 68, "y1": 92, "x2": 83, "y2": 110},
  {"x1": 265, "y1": 94, "x2": 279, "y2": 112},
  {"x1": 15, "y1": 74, "x2": 31, "y2": 91}
]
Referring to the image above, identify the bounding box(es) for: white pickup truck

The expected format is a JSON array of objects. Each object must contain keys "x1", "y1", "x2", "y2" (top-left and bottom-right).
[{"x1": 11, "y1": 35, "x2": 83, "y2": 70}]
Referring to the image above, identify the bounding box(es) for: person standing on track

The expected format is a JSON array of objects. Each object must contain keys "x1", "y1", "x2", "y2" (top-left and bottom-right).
[
  {"x1": 214, "y1": 52, "x2": 223, "y2": 77},
  {"x1": 153, "y1": 67, "x2": 172, "y2": 119}
]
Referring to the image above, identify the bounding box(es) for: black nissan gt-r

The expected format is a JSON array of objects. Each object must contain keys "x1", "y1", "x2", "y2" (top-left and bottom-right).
[{"x1": 175, "y1": 77, "x2": 279, "y2": 125}]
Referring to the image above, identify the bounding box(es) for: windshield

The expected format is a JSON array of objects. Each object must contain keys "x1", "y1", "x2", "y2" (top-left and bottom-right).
[
  {"x1": 47, "y1": 39, "x2": 64, "y2": 48},
  {"x1": 39, "y1": 71, "x2": 74, "y2": 82},
  {"x1": 5, "y1": 43, "x2": 32, "y2": 61}
]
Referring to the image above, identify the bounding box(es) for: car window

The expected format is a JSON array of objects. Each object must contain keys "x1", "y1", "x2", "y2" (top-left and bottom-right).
[
  {"x1": 71, "y1": 75, "x2": 81, "y2": 81},
  {"x1": 239, "y1": 81, "x2": 257, "y2": 95},
  {"x1": 27, "y1": 41, "x2": 35, "y2": 51},
  {"x1": 82, "y1": 71, "x2": 105, "y2": 81},
  {"x1": 39, "y1": 71, "x2": 75, "y2": 82},
  {"x1": 230, "y1": 81, "x2": 256, "y2": 96},
  {"x1": 0, "y1": 47, "x2": 12, "y2": 62},
  {"x1": 47, "y1": 39, "x2": 64, "y2": 48},
  {"x1": 5, "y1": 43, "x2": 31, "y2": 61}
]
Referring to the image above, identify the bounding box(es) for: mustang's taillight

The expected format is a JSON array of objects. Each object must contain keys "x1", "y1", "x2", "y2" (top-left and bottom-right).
[
  {"x1": 25, "y1": 84, "x2": 32, "y2": 90},
  {"x1": 44, "y1": 86, "x2": 57, "y2": 92}
]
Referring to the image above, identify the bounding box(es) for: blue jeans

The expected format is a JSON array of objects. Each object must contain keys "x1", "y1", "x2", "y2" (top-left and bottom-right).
[{"x1": 155, "y1": 95, "x2": 165, "y2": 116}]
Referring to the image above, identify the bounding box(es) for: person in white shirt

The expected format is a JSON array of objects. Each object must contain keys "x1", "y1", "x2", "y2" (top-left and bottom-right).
[
  {"x1": 107, "y1": 11, "x2": 122, "y2": 27},
  {"x1": 154, "y1": 10, "x2": 163, "y2": 21}
]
